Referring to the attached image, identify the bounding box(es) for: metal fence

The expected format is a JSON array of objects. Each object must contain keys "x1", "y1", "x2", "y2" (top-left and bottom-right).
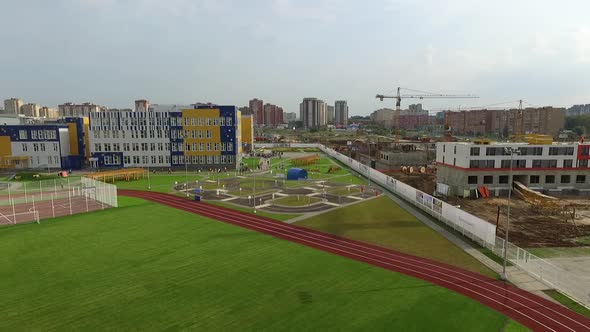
[
  {"x1": 254, "y1": 142, "x2": 590, "y2": 309},
  {"x1": 0, "y1": 177, "x2": 118, "y2": 226}
]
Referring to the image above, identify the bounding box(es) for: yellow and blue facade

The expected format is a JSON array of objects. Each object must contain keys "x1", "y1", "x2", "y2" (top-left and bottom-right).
[
  {"x1": 89, "y1": 104, "x2": 242, "y2": 169},
  {"x1": 0, "y1": 121, "x2": 89, "y2": 170}
]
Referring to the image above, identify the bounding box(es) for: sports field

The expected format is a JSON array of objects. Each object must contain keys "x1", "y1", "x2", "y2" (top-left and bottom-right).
[{"x1": 0, "y1": 196, "x2": 523, "y2": 331}]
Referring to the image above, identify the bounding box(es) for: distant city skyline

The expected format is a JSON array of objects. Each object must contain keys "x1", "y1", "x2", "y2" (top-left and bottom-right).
[{"x1": 1, "y1": 0, "x2": 590, "y2": 115}]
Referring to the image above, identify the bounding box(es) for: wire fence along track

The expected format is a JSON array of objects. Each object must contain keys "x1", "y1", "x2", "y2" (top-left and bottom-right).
[
  {"x1": 255, "y1": 142, "x2": 590, "y2": 310},
  {"x1": 0, "y1": 177, "x2": 118, "y2": 226},
  {"x1": 120, "y1": 190, "x2": 590, "y2": 332}
]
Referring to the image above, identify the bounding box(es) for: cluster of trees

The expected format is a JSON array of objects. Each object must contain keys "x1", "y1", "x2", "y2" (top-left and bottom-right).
[{"x1": 565, "y1": 114, "x2": 590, "y2": 136}]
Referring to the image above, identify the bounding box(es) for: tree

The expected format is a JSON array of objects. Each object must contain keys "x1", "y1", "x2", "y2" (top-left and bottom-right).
[
  {"x1": 502, "y1": 125, "x2": 509, "y2": 138},
  {"x1": 573, "y1": 126, "x2": 585, "y2": 137}
]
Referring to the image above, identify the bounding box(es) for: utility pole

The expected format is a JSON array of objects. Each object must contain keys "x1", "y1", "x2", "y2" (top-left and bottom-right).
[{"x1": 501, "y1": 146, "x2": 520, "y2": 281}]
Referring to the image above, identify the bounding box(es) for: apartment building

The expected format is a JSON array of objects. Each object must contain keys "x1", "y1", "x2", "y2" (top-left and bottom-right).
[
  {"x1": 334, "y1": 100, "x2": 348, "y2": 126},
  {"x1": 20, "y1": 103, "x2": 41, "y2": 117},
  {"x1": 4, "y1": 98, "x2": 24, "y2": 115},
  {"x1": 444, "y1": 107, "x2": 565, "y2": 138},
  {"x1": 436, "y1": 141, "x2": 590, "y2": 196},
  {"x1": 88, "y1": 104, "x2": 242, "y2": 169},
  {"x1": 59, "y1": 102, "x2": 104, "y2": 117},
  {"x1": 300, "y1": 98, "x2": 327, "y2": 128},
  {"x1": 370, "y1": 108, "x2": 394, "y2": 125}
]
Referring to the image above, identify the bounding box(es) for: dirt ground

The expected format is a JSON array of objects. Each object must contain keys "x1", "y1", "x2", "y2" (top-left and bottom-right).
[
  {"x1": 456, "y1": 197, "x2": 590, "y2": 247},
  {"x1": 390, "y1": 173, "x2": 436, "y2": 195}
]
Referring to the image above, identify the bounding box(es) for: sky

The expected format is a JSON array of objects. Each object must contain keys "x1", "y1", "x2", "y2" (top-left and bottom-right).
[{"x1": 1, "y1": 0, "x2": 590, "y2": 115}]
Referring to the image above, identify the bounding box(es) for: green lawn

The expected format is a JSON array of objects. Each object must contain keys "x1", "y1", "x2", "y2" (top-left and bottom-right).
[
  {"x1": 0, "y1": 196, "x2": 515, "y2": 331},
  {"x1": 526, "y1": 247, "x2": 590, "y2": 258},
  {"x1": 543, "y1": 290, "x2": 590, "y2": 318},
  {"x1": 114, "y1": 174, "x2": 203, "y2": 193},
  {"x1": 206, "y1": 200, "x2": 300, "y2": 221},
  {"x1": 296, "y1": 196, "x2": 497, "y2": 278},
  {"x1": 273, "y1": 195, "x2": 322, "y2": 206},
  {"x1": 328, "y1": 186, "x2": 360, "y2": 196}
]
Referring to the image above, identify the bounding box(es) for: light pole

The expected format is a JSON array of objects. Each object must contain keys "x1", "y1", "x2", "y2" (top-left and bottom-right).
[
  {"x1": 501, "y1": 146, "x2": 520, "y2": 281},
  {"x1": 184, "y1": 155, "x2": 189, "y2": 197},
  {"x1": 147, "y1": 164, "x2": 151, "y2": 190},
  {"x1": 253, "y1": 169, "x2": 256, "y2": 213}
]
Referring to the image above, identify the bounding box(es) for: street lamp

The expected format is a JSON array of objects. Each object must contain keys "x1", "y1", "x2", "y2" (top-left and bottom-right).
[
  {"x1": 501, "y1": 146, "x2": 521, "y2": 281},
  {"x1": 184, "y1": 155, "x2": 189, "y2": 197}
]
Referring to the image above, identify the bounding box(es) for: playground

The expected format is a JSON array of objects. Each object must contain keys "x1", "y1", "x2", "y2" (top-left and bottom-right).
[{"x1": 169, "y1": 153, "x2": 376, "y2": 216}]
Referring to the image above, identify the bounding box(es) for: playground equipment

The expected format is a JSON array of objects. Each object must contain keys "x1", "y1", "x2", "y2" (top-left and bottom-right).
[{"x1": 85, "y1": 168, "x2": 146, "y2": 183}]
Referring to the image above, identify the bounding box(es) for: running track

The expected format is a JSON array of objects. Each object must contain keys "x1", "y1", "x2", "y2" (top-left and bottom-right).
[{"x1": 120, "y1": 189, "x2": 590, "y2": 332}]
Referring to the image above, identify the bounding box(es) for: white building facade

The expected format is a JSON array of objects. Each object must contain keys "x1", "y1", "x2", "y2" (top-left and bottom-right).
[{"x1": 436, "y1": 142, "x2": 590, "y2": 196}]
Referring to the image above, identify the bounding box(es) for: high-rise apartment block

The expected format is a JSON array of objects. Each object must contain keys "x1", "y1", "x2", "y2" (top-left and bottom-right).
[
  {"x1": 134, "y1": 99, "x2": 150, "y2": 112},
  {"x1": 4, "y1": 98, "x2": 23, "y2": 115},
  {"x1": 249, "y1": 99, "x2": 264, "y2": 126},
  {"x1": 300, "y1": 98, "x2": 327, "y2": 128},
  {"x1": 334, "y1": 100, "x2": 349, "y2": 126},
  {"x1": 59, "y1": 102, "x2": 104, "y2": 117}
]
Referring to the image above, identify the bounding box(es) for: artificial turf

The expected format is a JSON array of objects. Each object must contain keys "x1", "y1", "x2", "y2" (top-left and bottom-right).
[
  {"x1": 206, "y1": 200, "x2": 300, "y2": 221},
  {"x1": 296, "y1": 196, "x2": 497, "y2": 278},
  {"x1": 113, "y1": 173, "x2": 203, "y2": 193},
  {"x1": 0, "y1": 196, "x2": 514, "y2": 331}
]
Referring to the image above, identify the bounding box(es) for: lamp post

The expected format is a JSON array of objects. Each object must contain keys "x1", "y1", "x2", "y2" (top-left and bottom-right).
[
  {"x1": 184, "y1": 155, "x2": 189, "y2": 197},
  {"x1": 501, "y1": 146, "x2": 520, "y2": 281},
  {"x1": 147, "y1": 164, "x2": 151, "y2": 190}
]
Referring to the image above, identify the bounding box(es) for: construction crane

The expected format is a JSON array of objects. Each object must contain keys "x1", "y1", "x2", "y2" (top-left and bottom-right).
[
  {"x1": 376, "y1": 87, "x2": 479, "y2": 110},
  {"x1": 376, "y1": 87, "x2": 479, "y2": 140}
]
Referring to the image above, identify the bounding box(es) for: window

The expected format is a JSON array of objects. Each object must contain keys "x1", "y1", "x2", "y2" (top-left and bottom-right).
[
  {"x1": 19, "y1": 130, "x2": 28, "y2": 139},
  {"x1": 206, "y1": 117, "x2": 211, "y2": 126},
  {"x1": 207, "y1": 143, "x2": 212, "y2": 151},
  {"x1": 158, "y1": 143, "x2": 163, "y2": 151},
  {"x1": 220, "y1": 117, "x2": 225, "y2": 126},
  {"x1": 191, "y1": 117, "x2": 197, "y2": 126},
  {"x1": 530, "y1": 175, "x2": 540, "y2": 184},
  {"x1": 200, "y1": 143, "x2": 205, "y2": 151},
  {"x1": 185, "y1": 143, "x2": 191, "y2": 151},
  {"x1": 53, "y1": 143, "x2": 58, "y2": 151},
  {"x1": 123, "y1": 143, "x2": 130, "y2": 151},
  {"x1": 549, "y1": 147, "x2": 575, "y2": 156},
  {"x1": 133, "y1": 156, "x2": 140, "y2": 164},
  {"x1": 581, "y1": 146, "x2": 590, "y2": 156},
  {"x1": 40, "y1": 143, "x2": 45, "y2": 151},
  {"x1": 198, "y1": 117, "x2": 204, "y2": 126},
  {"x1": 93, "y1": 131, "x2": 100, "y2": 139},
  {"x1": 95, "y1": 143, "x2": 101, "y2": 152},
  {"x1": 470, "y1": 147, "x2": 480, "y2": 156},
  {"x1": 227, "y1": 117, "x2": 232, "y2": 126},
  {"x1": 213, "y1": 117, "x2": 218, "y2": 126},
  {"x1": 576, "y1": 175, "x2": 586, "y2": 184},
  {"x1": 207, "y1": 130, "x2": 212, "y2": 138},
  {"x1": 214, "y1": 143, "x2": 219, "y2": 151},
  {"x1": 545, "y1": 175, "x2": 555, "y2": 183},
  {"x1": 469, "y1": 160, "x2": 494, "y2": 168},
  {"x1": 150, "y1": 143, "x2": 156, "y2": 151},
  {"x1": 151, "y1": 156, "x2": 157, "y2": 164},
  {"x1": 104, "y1": 143, "x2": 111, "y2": 152},
  {"x1": 227, "y1": 143, "x2": 233, "y2": 152},
  {"x1": 563, "y1": 160, "x2": 573, "y2": 168},
  {"x1": 124, "y1": 156, "x2": 131, "y2": 164},
  {"x1": 561, "y1": 175, "x2": 571, "y2": 184},
  {"x1": 499, "y1": 175, "x2": 509, "y2": 184},
  {"x1": 519, "y1": 147, "x2": 543, "y2": 156},
  {"x1": 486, "y1": 147, "x2": 507, "y2": 156},
  {"x1": 532, "y1": 160, "x2": 557, "y2": 168},
  {"x1": 33, "y1": 143, "x2": 39, "y2": 152},
  {"x1": 158, "y1": 156, "x2": 164, "y2": 164},
  {"x1": 22, "y1": 143, "x2": 27, "y2": 152},
  {"x1": 31, "y1": 130, "x2": 37, "y2": 139},
  {"x1": 468, "y1": 176, "x2": 478, "y2": 184},
  {"x1": 483, "y1": 176, "x2": 493, "y2": 184}
]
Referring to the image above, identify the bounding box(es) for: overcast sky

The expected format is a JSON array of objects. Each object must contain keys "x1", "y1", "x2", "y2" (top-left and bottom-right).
[{"x1": 1, "y1": 0, "x2": 590, "y2": 115}]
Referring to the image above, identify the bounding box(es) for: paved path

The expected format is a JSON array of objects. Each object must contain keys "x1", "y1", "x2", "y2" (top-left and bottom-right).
[{"x1": 120, "y1": 189, "x2": 590, "y2": 332}]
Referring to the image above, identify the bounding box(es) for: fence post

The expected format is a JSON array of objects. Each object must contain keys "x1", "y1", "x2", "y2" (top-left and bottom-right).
[
  {"x1": 85, "y1": 188, "x2": 89, "y2": 212},
  {"x1": 32, "y1": 196, "x2": 38, "y2": 224},
  {"x1": 51, "y1": 194, "x2": 55, "y2": 218},
  {"x1": 11, "y1": 198, "x2": 17, "y2": 224},
  {"x1": 68, "y1": 186, "x2": 73, "y2": 215}
]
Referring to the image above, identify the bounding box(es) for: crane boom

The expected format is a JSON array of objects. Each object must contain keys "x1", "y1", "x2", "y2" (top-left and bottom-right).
[{"x1": 376, "y1": 87, "x2": 478, "y2": 110}]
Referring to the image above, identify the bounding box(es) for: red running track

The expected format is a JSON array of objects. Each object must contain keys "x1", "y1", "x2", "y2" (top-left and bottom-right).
[{"x1": 120, "y1": 189, "x2": 590, "y2": 332}]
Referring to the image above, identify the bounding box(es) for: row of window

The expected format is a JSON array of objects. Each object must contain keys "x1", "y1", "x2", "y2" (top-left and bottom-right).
[
  {"x1": 462, "y1": 158, "x2": 585, "y2": 169},
  {"x1": 468, "y1": 146, "x2": 576, "y2": 157},
  {"x1": 467, "y1": 174, "x2": 586, "y2": 185},
  {"x1": 172, "y1": 116, "x2": 233, "y2": 127},
  {"x1": 171, "y1": 154, "x2": 235, "y2": 165},
  {"x1": 93, "y1": 130, "x2": 170, "y2": 139},
  {"x1": 5, "y1": 156, "x2": 60, "y2": 166},
  {"x1": 95, "y1": 141, "x2": 235, "y2": 153},
  {"x1": 21, "y1": 142, "x2": 59, "y2": 152},
  {"x1": 18, "y1": 129, "x2": 57, "y2": 140}
]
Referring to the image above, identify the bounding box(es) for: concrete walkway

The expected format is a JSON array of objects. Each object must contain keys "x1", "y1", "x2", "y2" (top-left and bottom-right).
[{"x1": 372, "y1": 181, "x2": 556, "y2": 302}]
